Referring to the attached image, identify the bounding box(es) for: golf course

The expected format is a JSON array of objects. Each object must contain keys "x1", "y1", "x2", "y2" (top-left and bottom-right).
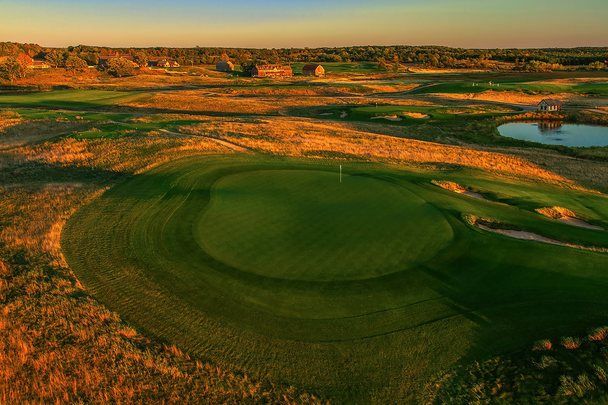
[
  {"x1": 3, "y1": 5, "x2": 608, "y2": 401},
  {"x1": 62, "y1": 155, "x2": 608, "y2": 402}
]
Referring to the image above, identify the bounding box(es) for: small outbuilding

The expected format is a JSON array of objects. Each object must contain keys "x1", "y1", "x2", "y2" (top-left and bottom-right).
[
  {"x1": 30, "y1": 60, "x2": 51, "y2": 69},
  {"x1": 302, "y1": 64, "x2": 325, "y2": 77},
  {"x1": 251, "y1": 64, "x2": 293, "y2": 78},
  {"x1": 150, "y1": 59, "x2": 180, "y2": 68},
  {"x1": 538, "y1": 99, "x2": 563, "y2": 112},
  {"x1": 216, "y1": 60, "x2": 235, "y2": 72}
]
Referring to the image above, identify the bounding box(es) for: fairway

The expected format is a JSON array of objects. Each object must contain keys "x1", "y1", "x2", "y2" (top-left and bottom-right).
[{"x1": 62, "y1": 156, "x2": 608, "y2": 402}]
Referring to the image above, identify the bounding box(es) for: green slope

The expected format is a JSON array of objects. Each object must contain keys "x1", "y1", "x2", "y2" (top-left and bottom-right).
[{"x1": 62, "y1": 155, "x2": 608, "y2": 402}]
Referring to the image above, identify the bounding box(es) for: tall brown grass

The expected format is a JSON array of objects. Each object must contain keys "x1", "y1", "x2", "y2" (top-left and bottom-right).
[
  {"x1": 1, "y1": 75, "x2": 606, "y2": 402},
  {"x1": 180, "y1": 116, "x2": 574, "y2": 186},
  {"x1": 0, "y1": 132, "x2": 321, "y2": 403}
]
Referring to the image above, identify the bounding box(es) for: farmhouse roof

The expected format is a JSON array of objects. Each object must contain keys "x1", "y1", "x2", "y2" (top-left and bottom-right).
[
  {"x1": 539, "y1": 99, "x2": 563, "y2": 106},
  {"x1": 303, "y1": 64, "x2": 322, "y2": 70},
  {"x1": 255, "y1": 64, "x2": 291, "y2": 70}
]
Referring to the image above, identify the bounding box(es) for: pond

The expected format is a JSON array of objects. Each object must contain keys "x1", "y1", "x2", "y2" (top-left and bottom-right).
[{"x1": 498, "y1": 122, "x2": 608, "y2": 147}]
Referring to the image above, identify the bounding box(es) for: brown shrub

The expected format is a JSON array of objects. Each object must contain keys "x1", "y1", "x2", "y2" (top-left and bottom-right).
[
  {"x1": 180, "y1": 117, "x2": 573, "y2": 187},
  {"x1": 533, "y1": 339, "x2": 553, "y2": 351},
  {"x1": 588, "y1": 327, "x2": 608, "y2": 342},
  {"x1": 431, "y1": 180, "x2": 468, "y2": 194},
  {"x1": 536, "y1": 206, "x2": 578, "y2": 220},
  {"x1": 561, "y1": 337, "x2": 581, "y2": 350}
]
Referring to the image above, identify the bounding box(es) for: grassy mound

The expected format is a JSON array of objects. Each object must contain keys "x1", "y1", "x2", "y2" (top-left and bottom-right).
[
  {"x1": 430, "y1": 326, "x2": 608, "y2": 403},
  {"x1": 62, "y1": 155, "x2": 608, "y2": 402}
]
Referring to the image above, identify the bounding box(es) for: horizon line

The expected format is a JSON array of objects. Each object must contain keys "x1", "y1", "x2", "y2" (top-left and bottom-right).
[{"x1": 6, "y1": 41, "x2": 608, "y2": 51}]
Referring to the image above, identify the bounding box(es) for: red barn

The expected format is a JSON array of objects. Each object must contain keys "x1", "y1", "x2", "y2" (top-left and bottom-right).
[
  {"x1": 302, "y1": 64, "x2": 325, "y2": 77},
  {"x1": 216, "y1": 60, "x2": 235, "y2": 72},
  {"x1": 251, "y1": 64, "x2": 293, "y2": 78}
]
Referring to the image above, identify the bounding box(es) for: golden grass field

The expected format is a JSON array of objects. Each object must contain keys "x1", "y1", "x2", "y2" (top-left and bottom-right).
[{"x1": 2, "y1": 66, "x2": 608, "y2": 402}]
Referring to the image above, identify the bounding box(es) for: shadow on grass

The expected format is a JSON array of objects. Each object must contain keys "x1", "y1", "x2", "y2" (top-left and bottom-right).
[
  {"x1": 0, "y1": 159, "x2": 125, "y2": 186},
  {"x1": 422, "y1": 216, "x2": 608, "y2": 369},
  {"x1": 0, "y1": 98, "x2": 269, "y2": 118}
]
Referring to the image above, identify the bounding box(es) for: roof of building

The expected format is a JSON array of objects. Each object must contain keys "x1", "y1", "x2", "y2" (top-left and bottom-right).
[
  {"x1": 539, "y1": 99, "x2": 563, "y2": 106},
  {"x1": 302, "y1": 64, "x2": 323, "y2": 71},
  {"x1": 254, "y1": 64, "x2": 292, "y2": 70}
]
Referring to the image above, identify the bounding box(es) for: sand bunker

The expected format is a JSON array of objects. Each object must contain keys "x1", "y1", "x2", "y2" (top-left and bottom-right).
[
  {"x1": 466, "y1": 215, "x2": 608, "y2": 253},
  {"x1": 536, "y1": 207, "x2": 603, "y2": 231},
  {"x1": 371, "y1": 115, "x2": 402, "y2": 122},
  {"x1": 432, "y1": 180, "x2": 485, "y2": 200},
  {"x1": 403, "y1": 112, "x2": 429, "y2": 119}
]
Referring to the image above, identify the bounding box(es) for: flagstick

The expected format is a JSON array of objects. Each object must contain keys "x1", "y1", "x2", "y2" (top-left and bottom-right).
[{"x1": 340, "y1": 165, "x2": 342, "y2": 183}]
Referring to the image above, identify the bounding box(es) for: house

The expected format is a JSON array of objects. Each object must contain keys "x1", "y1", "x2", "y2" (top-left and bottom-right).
[
  {"x1": 29, "y1": 59, "x2": 51, "y2": 69},
  {"x1": 151, "y1": 59, "x2": 180, "y2": 68},
  {"x1": 538, "y1": 99, "x2": 563, "y2": 112},
  {"x1": 216, "y1": 60, "x2": 235, "y2": 72},
  {"x1": 302, "y1": 64, "x2": 325, "y2": 77},
  {"x1": 0, "y1": 53, "x2": 49, "y2": 69},
  {"x1": 251, "y1": 64, "x2": 293, "y2": 78},
  {"x1": 98, "y1": 54, "x2": 139, "y2": 69}
]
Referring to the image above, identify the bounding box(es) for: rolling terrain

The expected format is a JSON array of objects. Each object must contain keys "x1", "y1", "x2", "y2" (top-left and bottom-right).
[
  {"x1": 1, "y1": 66, "x2": 608, "y2": 403},
  {"x1": 62, "y1": 156, "x2": 608, "y2": 402}
]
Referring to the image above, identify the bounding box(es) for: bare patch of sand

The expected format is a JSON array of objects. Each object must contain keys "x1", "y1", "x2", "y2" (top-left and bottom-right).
[
  {"x1": 478, "y1": 224, "x2": 565, "y2": 244},
  {"x1": 536, "y1": 206, "x2": 603, "y2": 230},
  {"x1": 432, "y1": 180, "x2": 485, "y2": 200},
  {"x1": 467, "y1": 215, "x2": 608, "y2": 252},
  {"x1": 371, "y1": 115, "x2": 402, "y2": 122},
  {"x1": 403, "y1": 112, "x2": 429, "y2": 119}
]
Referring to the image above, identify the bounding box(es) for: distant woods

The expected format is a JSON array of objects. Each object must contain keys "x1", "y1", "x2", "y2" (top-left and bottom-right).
[{"x1": 1, "y1": 41, "x2": 607, "y2": 73}]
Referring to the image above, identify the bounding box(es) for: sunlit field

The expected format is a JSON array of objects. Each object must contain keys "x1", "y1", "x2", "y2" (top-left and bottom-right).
[
  {"x1": 61, "y1": 155, "x2": 608, "y2": 402},
  {"x1": 2, "y1": 62, "x2": 608, "y2": 402}
]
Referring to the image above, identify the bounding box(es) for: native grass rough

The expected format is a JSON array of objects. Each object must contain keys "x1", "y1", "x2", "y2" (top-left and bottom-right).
[{"x1": 1, "y1": 67, "x2": 608, "y2": 402}]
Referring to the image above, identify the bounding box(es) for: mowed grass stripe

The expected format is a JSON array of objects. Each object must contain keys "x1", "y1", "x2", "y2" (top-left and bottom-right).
[{"x1": 62, "y1": 155, "x2": 608, "y2": 402}]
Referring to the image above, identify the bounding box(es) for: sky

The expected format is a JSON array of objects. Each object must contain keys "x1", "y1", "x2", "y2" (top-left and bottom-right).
[{"x1": 0, "y1": 0, "x2": 607, "y2": 49}]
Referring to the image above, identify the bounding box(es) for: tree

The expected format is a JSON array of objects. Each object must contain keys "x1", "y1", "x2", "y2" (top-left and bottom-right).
[
  {"x1": 392, "y1": 54, "x2": 400, "y2": 73},
  {"x1": 132, "y1": 52, "x2": 148, "y2": 68},
  {"x1": 65, "y1": 55, "x2": 88, "y2": 72},
  {"x1": 240, "y1": 61, "x2": 257, "y2": 76},
  {"x1": 15, "y1": 53, "x2": 33, "y2": 69},
  {"x1": 44, "y1": 50, "x2": 65, "y2": 68},
  {"x1": 375, "y1": 57, "x2": 388, "y2": 71},
  {"x1": 106, "y1": 57, "x2": 136, "y2": 77},
  {"x1": 0, "y1": 58, "x2": 26, "y2": 82},
  {"x1": 428, "y1": 53, "x2": 440, "y2": 67},
  {"x1": 81, "y1": 52, "x2": 100, "y2": 66},
  {"x1": 588, "y1": 61, "x2": 607, "y2": 71}
]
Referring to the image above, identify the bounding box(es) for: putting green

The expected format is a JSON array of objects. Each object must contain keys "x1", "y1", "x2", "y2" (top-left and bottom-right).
[
  {"x1": 62, "y1": 155, "x2": 608, "y2": 402},
  {"x1": 197, "y1": 169, "x2": 452, "y2": 281}
]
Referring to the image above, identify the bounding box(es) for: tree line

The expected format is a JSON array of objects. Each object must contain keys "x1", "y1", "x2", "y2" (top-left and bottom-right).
[{"x1": 1, "y1": 41, "x2": 607, "y2": 80}]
